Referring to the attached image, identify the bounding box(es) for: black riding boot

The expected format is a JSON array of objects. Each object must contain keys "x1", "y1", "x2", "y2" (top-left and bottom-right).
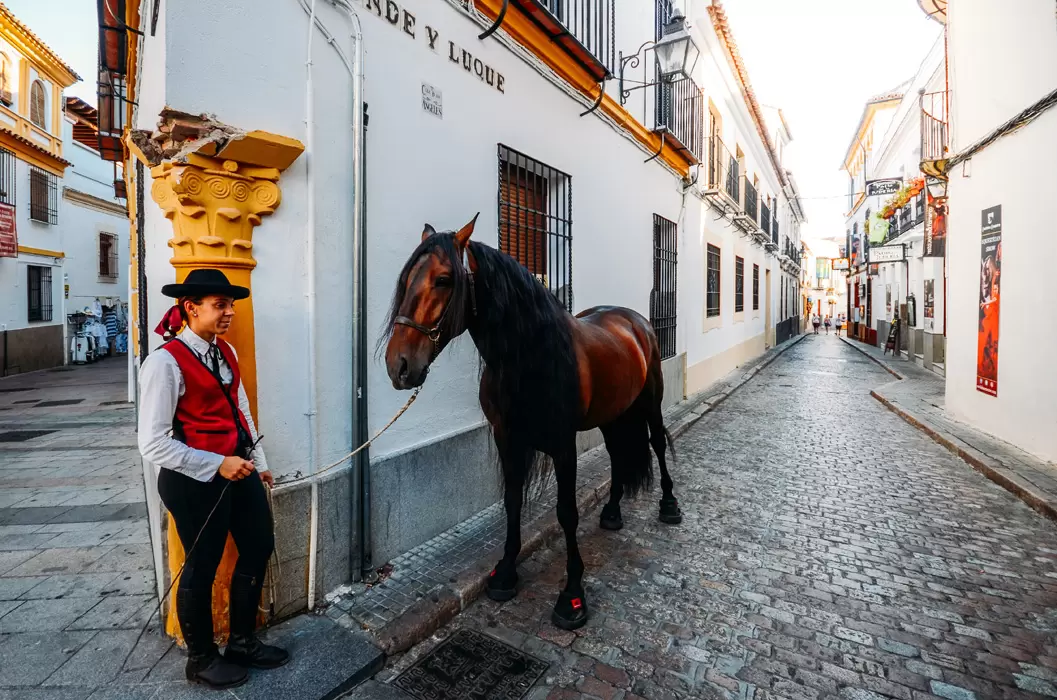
[
  {"x1": 177, "y1": 587, "x2": 248, "y2": 689},
  {"x1": 224, "y1": 572, "x2": 289, "y2": 669}
]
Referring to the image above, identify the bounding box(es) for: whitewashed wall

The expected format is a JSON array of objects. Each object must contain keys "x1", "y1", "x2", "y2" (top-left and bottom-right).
[{"x1": 944, "y1": 0, "x2": 1057, "y2": 461}]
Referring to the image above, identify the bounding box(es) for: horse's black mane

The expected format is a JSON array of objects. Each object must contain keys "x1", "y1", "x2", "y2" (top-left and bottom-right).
[{"x1": 382, "y1": 232, "x2": 581, "y2": 490}]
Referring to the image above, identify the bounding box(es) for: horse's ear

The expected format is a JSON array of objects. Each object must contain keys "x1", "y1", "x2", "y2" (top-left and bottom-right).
[
  {"x1": 421, "y1": 223, "x2": 437, "y2": 242},
  {"x1": 454, "y1": 212, "x2": 479, "y2": 249}
]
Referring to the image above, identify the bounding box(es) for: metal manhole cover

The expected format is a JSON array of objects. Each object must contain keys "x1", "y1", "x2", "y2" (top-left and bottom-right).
[
  {"x1": 0, "y1": 430, "x2": 56, "y2": 442},
  {"x1": 393, "y1": 629, "x2": 548, "y2": 700},
  {"x1": 36, "y1": 399, "x2": 84, "y2": 407}
]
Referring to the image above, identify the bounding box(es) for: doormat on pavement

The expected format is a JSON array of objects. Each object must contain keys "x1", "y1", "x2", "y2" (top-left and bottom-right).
[
  {"x1": 36, "y1": 399, "x2": 85, "y2": 407},
  {"x1": 393, "y1": 629, "x2": 548, "y2": 700},
  {"x1": 0, "y1": 430, "x2": 56, "y2": 442}
]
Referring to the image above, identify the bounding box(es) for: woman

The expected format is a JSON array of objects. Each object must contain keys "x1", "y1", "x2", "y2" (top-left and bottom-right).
[
  {"x1": 812, "y1": 313, "x2": 821, "y2": 334},
  {"x1": 823, "y1": 315, "x2": 832, "y2": 334},
  {"x1": 138, "y1": 268, "x2": 288, "y2": 689}
]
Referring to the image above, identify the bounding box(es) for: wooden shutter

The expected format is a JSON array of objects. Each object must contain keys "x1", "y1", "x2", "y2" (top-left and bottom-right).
[
  {"x1": 30, "y1": 81, "x2": 45, "y2": 128},
  {"x1": 499, "y1": 166, "x2": 547, "y2": 276}
]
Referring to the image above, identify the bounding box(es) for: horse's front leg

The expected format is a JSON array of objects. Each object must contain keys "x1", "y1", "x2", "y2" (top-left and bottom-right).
[
  {"x1": 551, "y1": 447, "x2": 587, "y2": 630},
  {"x1": 486, "y1": 437, "x2": 528, "y2": 602}
]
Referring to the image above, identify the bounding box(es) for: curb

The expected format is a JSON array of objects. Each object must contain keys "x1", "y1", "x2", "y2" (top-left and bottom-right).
[
  {"x1": 838, "y1": 335, "x2": 904, "y2": 380},
  {"x1": 369, "y1": 333, "x2": 807, "y2": 655},
  {"x1": 871, "y1": 389, "x2": 1057, "y2": 524}
]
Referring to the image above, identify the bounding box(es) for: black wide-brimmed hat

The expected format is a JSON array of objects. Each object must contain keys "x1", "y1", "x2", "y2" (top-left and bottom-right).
[{"x1": 160, "y1": 269, "x2": 249, "y2": 300}]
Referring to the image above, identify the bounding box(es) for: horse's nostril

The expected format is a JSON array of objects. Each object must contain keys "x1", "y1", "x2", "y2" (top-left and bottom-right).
[{"x1": 398, "y1": 357, "x2": 409, "y2": 382}]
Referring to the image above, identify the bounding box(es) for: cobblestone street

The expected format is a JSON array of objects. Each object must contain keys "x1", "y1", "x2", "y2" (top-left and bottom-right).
[{"x1": 378, "y1": 334, "x2": 1057, "y2": 700}]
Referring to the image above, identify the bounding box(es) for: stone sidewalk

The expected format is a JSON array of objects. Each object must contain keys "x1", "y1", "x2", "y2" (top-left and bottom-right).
[
  {"x1": 325, "y1": 335, "x2": 808, "y2": 656},
  {"x1": 840, "y1": 336, "x2": 1057, "y2": 523}
]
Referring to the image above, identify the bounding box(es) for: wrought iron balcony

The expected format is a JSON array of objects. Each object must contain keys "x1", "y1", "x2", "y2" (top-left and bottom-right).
[
  {"x1": 772, "y1": 217, "x2": 779, "y2": 246},
  {"x1": 920, "y1": 90, "x2": 949, "y2": 177},
  {"x1": 655, "y1": 75, "x2": 704, "y2": 163},
  {"x1": 760, "y1": 201, "x2": 771, "y2": 236},
  {"x1": 742, "y1": 177, "x2": 758, "y2": 224},
  {"x1": 506, "y1": 0, "x2": 616, "y2": 81},
  {"x1": 705, "y1": 136, "x2": 740, "y2": 206}
]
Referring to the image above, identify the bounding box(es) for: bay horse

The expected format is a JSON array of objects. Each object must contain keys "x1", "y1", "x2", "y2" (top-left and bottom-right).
[{"x1": 382, "y1": 214, "x2": 681, "y2": 630}]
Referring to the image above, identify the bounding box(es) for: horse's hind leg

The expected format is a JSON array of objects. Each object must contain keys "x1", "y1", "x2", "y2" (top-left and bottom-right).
[
  {"x1": 551, "y1": 445, "x2": 588, "y2": 631},
  {"x1": 647, "y1": 364, "x2": 682, "y2": 525}
]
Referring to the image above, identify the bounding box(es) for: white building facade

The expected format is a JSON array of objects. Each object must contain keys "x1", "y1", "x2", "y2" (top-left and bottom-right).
[
  {"x1": 99, "y1": 0, "x2": 803, "y2": 624},
  {"x1": 918, "y1": 0, "x2": 1057, "y2": 461},
  {"x1": 0, "y1": 7, "x2": 128, "y2": 376}
]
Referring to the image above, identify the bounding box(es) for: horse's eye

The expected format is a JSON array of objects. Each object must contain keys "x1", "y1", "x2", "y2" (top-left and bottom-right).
[{"x1": 435, "y1": 276, "x2": 452, "y2": 288}]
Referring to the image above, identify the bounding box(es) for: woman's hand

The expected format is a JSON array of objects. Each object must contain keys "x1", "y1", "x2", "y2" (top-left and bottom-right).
[
  {"x1": 219, "y1": 456, "x2": 255, "y2": 481},
  {"x1": 260, "y1": 471, "x2": 274, "y2": 488}
]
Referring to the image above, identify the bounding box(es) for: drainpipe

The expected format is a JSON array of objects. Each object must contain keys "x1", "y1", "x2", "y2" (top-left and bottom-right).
[
  {"x1": 304, "y1": 0, "x2": 321, "y2": 612},
  {"x1": 326, "y1": 0, "x2": 369, "y2": 582}
]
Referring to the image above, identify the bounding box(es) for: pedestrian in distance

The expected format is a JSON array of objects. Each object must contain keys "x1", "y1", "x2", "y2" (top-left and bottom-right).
[
  {"x1": 835, "y1": 314, "x2": 843, "y2": 337},
  {"x1": 812, "y1": 313, "x2": 821, "y2": 334},
  {"x1": 137, "y1": 268, "x2": 288, "y2": 690},
  {"x1": 824, "y1": 315, "x2": 832, "y2": 334}
]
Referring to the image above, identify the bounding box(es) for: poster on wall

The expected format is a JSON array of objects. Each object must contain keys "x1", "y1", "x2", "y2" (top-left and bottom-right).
[
  {"x1": 924, "y1": 279, "x2": 935, "y2": 332},
  {"x1": 976, "y1": 205, "x2": 1002, "y2": 397},
  {"x1": 0, "y1": 203, "x2": 16, "y2": 258},
  {"x1": 924, "y1": 194, "x2": 947, "y2": 257},
  {"x1": 886, "y1": 284, "x2": 892, "y2": 314}
]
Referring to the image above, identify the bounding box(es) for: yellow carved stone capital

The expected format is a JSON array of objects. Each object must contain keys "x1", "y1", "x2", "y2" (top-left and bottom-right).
[{"x1": 150, "y1": 155, "x2": 284, "y2": 270}]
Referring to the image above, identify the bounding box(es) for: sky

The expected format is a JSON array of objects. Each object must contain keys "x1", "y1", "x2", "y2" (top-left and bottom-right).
[
  {"x1": 11, "y1": 0, "x2": 940, "y2": 256},
  {"x1": 720, "y1": 0, "x2": 941, "y2": 256}
]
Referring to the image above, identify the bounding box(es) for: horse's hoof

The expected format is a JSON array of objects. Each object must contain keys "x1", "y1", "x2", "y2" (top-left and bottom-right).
[
  {"x1": 659, "y1": 497, "x2": 683, "y2": 525},
  {"x1": 599, "y1": 505, "x2": 623, "y2": 531},
  {"x1": 551, "y1": 592, "x2": 588, "y2": 631},
  {"x1": 485, "y1": 567, "x2": 518, "y2": 602}
]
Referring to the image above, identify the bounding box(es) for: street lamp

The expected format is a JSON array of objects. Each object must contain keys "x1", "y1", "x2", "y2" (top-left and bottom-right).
[
  {"x1": 618, "y1": 9, "x2": 702, "y2": 106},
  {"x1": 654, "y1": 10, "x2": 700, "y2": 82},
  {"x1": 926, "y1": 175, "x2": 948, "y2": 200}
]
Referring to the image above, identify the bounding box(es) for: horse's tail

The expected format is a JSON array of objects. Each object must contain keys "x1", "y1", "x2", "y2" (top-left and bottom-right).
[{"x1": 604, "y1": 408, "x2": 654, "y2": 498}]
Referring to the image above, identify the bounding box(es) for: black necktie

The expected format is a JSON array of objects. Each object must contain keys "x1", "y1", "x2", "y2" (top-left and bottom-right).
[{"x1": 209, "y1": 345, "x2": 222, "y2": 380}]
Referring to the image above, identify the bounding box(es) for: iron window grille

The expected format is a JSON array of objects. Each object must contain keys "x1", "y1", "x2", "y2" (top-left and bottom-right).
[
  {"x1": 753, "y1": 263, "x2": 760, "y2": 311},
  {"x1": 706, "y1": 244, "x2": 721, "y2": 318},
  {"x1": 735, "y1": 256, "x2": 744, "y2": 313},
  {"x1": 99, "y1": 232, "x2": 119, "y2": 279},
  {"x1": 0, "y1": 147, "x2": 14, "y2": 206},
  {"x1": 30, "y1": 168, "x2": 58, "y2": 225},
  {"x1": 650, "y1": 214, "x2": 678, "y2": 360},
  {"x1": 498, "y1": 144, "x2": 573, "y2": 311},
  {"x1": 27, "y1": 265, "x2": 52, "y2": 322}
]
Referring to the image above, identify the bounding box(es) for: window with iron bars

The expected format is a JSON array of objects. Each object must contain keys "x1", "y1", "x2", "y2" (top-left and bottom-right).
[
  {"x1": 706, "y1": 244, "x2": 721, "y2": 318},
  {"x1": 30, "y1": 167, "x2": 58, "y2": 225},
  {"x1": 27, "y1": 265, "x2": 53, "y2": 322},
  {"x1": 497, "y1": 144, "x2": 573, "y2": 312},
  {"x1": 0, "y1": 147, "x2": 14, "y2": 206},
  {"x1": 651, "y1": 214, "x2": 677, "y2": 360},
  {"x1": 753, "y1": 263, "x2": 760, "y2": 311},
  {"x1": 99, "y1": 232, "x2": 119, "y2": 280},
  {"x1": 735, "y1": 256, "x2": 744, "y2": 313}
]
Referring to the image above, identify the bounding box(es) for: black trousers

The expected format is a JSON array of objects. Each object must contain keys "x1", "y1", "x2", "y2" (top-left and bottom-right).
[{"x1": 158, "y1": 468, "x2": 274, "y2": 654}]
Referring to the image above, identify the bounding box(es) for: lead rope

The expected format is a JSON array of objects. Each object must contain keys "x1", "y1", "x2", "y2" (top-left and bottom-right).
[{"x1": 123, "y1": 387, "x2": 422, "y2": 670}]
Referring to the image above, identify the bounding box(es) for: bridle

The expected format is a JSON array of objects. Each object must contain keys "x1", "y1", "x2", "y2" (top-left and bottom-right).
[{"x1": 393, "y1": 245, "x2": 477, "y2": 370}]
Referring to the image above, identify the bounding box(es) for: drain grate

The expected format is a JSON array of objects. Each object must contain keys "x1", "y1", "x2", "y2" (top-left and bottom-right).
[
  {"x1": 0, "y1": 388, "x2": 33, "y2": 394},
  {"x1": 393, "y1": 629, "x2": 548, "y2": 700},
  {"x1": 35, "y1": 399, "x2": 85, "y2": 407},
  {"x1": 0, "y1": 430, "x2": 57, "y2": 442},
  {"x1": 99, "y1": 400, "x2": 130, "y2": 406},
  {"x1": 13, "y1": 399, "x2": 40, "y2": 404}
]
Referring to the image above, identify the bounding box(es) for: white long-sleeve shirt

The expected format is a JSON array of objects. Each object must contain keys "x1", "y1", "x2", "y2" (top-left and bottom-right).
[{"x1": 137, "y1": 328, "x2": 269, "y2": 482}]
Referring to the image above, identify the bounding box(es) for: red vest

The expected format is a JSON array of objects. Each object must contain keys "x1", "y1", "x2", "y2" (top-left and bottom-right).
[{"x1": 164, "y1": 338, "x2": 251, "y2": 457}]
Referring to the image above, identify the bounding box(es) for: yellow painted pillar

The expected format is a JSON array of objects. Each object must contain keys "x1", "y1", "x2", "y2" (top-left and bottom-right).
[{"x1": 148, "y1": 134, "x2": 303, "y2": 644}]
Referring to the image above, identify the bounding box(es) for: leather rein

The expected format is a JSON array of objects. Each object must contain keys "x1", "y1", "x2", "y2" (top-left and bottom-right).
[{"x1": 393, "y1": 246, "x2": 477, "y2": 369}]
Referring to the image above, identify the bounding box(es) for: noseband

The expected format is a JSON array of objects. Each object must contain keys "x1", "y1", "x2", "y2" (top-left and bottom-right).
[{"x1": 393, "y1": 246, "x2": 477, "y2": 370}]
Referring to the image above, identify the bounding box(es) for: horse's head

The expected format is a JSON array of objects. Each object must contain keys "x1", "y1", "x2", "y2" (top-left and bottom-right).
[{"x1": 383, "y1": 214, "x2": 478, "y2": 390}]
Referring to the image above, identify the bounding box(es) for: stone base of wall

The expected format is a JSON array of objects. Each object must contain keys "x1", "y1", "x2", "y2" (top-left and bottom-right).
[
  {"x1": 1, "y1": 325, "x2": 64, "y2": 376},
  {"x1": 923, "y1": 332, "x2": 946, "y2": 369},
  {"x1": 686, "y1": 333, "x2": 766, "y2": 396}
]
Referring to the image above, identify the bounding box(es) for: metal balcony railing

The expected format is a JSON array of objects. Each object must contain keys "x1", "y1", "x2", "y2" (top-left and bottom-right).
[
  {"x1": 920, "y1": 90, "x2": 950, "y2": 170},
  {"x1": 742, "y1": 177, "x2": 758, "y2": 224},
  {"x1": 538, "y1": 0, "x2": 616, "y2": 76},
  {"x1": 655, "y1": 75, "x2": 704, "y2": 163},
  {"x1": 760, "y1": 201, "x2": 771, "y2": 236},
  {"x1": 772, "y1": 216, "x2": 779, "y2": 245},
  {"x1": 706, "y1": 136, "x2": 740, "y2": 206}
]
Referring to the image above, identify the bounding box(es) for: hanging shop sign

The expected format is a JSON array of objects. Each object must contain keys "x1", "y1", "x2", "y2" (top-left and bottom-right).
[
  {"x1": 924, "y1": 195, "x2": 947, "y2": 258},
  {"x1": 866, "y1": 179, "x2": 902, "y2": 197},
  {"x1": 0, "y1": 203, "x2": 15, "y2": 258},
  {"x1": 363, "y1": 0, "x2": 506, "y2": 94},
  {"x1": 868, "y1": 243, "x2": 906, "y2": 264},
  {"x1": 976, "y1": 205, "x2": 1002, "y2": 397},
  {"x1": 832, "y1": 258, "x2": 849, "y2": 271}
]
